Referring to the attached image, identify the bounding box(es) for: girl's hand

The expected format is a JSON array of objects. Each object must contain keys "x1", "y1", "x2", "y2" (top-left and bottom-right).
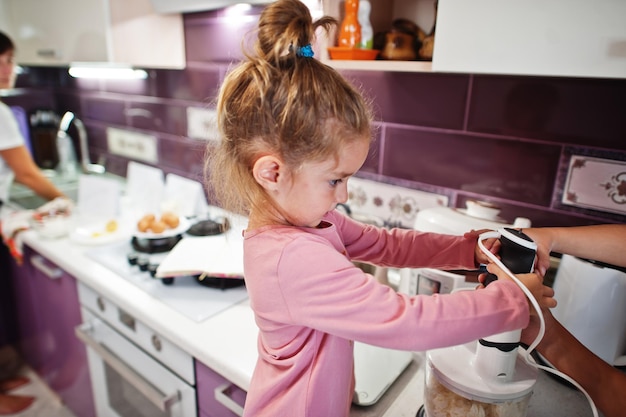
[
  {"x1": 484, "y1": 263, "x2": 557, "y2": 311},
  {"x1": 464, "y1": 229, "x2": 501, "y2": 266}
]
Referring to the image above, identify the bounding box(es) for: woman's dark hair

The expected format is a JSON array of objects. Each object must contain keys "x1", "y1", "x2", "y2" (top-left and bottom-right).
[{"x1": 0, "y1": 31, "x2": 15, "y2": 55}]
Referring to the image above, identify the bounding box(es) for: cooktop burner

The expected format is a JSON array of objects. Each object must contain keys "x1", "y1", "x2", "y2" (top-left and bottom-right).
[
  {"x1": 187, "y1": 218, "x2": 229, "y2": 236},
  {"x1": 84, "y1": 211, "x2": 249, "y2": 323},
  {"x1": 86, "y1": 241, "x2": 248, "y2": 322},
  {"x1": 131, "y1": 234, "x2": 183, "y2": 253}
]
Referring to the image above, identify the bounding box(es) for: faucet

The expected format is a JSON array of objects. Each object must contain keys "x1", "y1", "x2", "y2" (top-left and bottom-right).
[{"x1": 56, "y1": 111, "x2": 105, "y2": 175}]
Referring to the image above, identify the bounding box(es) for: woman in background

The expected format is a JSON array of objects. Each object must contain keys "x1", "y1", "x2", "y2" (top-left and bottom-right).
[
  {"x1": 0, "y1": 32, "x2": 64, "y2": 204},
  {"x1": 0, "y1": 30, "x2": 65, "y2": 414}
]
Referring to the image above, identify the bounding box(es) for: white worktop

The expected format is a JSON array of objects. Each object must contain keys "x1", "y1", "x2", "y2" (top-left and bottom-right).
[
  {"x1": 3, "y1": 203, "x2": 599, "y2": 417},
  {"x1": 13, "y1": 217, "x2": 257, "y2": 393}
]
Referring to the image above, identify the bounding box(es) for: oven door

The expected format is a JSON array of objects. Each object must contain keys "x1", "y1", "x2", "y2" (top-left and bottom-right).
[{"x1": 75, "y1": 309, "x2": 197, "y2": 417}]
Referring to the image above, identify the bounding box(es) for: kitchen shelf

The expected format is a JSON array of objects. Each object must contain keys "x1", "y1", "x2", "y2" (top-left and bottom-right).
[
  {"x1": 320, "y1": 0, "x2": 626, "y2": 79},
  {"x1": 319, "y1": 0, "x2": 436, "y2": 74},
  {"x1": 324, "y1": 59, "x2": 433, "y2": 73}
]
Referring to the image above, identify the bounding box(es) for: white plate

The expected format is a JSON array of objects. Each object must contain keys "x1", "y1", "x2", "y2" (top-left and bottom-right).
[
  {"x1": 70, "y1": 220, "x2": 131, "y2": 245},
  {"x1": 133, "y1": 216, "x2": 191, "y2": 239}
]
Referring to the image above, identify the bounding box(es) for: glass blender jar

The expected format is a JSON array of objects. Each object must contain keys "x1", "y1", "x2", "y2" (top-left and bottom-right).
[{"x1": 424, "y1": 342, "x2": 537, "y2": 417}]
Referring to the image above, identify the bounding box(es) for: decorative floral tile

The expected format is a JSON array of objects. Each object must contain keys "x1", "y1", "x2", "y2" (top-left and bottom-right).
[
  {"x1": 347, "y1": 177, "x2": 448, "y2": 228},
  {"x1": 562, "y1": 156, "x2": 626, "y2": 215}
]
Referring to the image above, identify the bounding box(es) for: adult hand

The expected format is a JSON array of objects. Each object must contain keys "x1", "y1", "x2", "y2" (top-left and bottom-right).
[{"x1": 517, "y1": 228, "x2": 552, "y2": 276}]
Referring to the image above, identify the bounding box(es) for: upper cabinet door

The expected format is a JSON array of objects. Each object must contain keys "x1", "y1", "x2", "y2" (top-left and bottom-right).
[
  {"x1": 1, "y1": 0, "x2": 185, "y2": 69},
  {"x1": 108, "y1": 0, "x2": 185, "y2": 68},
  {"x1": 433, "y1": 0, "x2": 626, "y2": 79},
  {"x1": 3, "y1": 0, "x2": 109, "y2": 64}
]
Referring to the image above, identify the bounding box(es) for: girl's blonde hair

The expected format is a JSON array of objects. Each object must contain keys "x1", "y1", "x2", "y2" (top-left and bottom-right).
[{"x1": 206, "y1": 0, "x2": 372, "y2": 216}]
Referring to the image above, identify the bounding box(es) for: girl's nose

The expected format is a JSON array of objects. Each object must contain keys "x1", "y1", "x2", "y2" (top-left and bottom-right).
[{"x1": 336, "y1": 182, "x2": 349, "y2": 204}]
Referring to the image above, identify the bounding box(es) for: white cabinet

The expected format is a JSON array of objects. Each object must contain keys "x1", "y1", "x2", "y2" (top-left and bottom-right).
[
  {"x1": 0, "y1": 0, "x2": 185, "y2": 68},
  {"x1": 433, "y1": 0, "x2": 626, "y2": 79},
  {"x1": 320, "y1": 0, "x2": 626, "y2": 79}
]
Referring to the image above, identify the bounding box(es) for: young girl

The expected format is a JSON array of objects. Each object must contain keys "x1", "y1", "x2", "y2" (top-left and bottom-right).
[{"x1": 207, "y1": 1, "x2": 556, "y2": 415}]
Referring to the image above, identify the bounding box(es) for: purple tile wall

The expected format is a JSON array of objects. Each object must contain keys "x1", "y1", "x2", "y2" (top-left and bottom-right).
[
  {"x1": 381, "y1": 126, "x2": 561, "y2": 206},
  {"x1": 5, "y1": 9, "x2": 625, "y2": 228}
]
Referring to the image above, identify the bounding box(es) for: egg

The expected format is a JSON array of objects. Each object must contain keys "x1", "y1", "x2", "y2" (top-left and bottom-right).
[
  {"x1": 150, "y1": 220, "x2": 167, "y2": 234},
  {"x1": 161, "y1": 212, "x2": 180, "y2": 229}
]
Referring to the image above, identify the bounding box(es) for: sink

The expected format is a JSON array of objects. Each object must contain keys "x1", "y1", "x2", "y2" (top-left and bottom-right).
[
  {"x1": 8, "y1": 171, "x2": 124, "y2": 210},
  {"x1": 9, "y1": 182, "x2": 79, "y2": 210},
  {"x1": 9, "y1": 187, "x2": 79, "y2": 210}
]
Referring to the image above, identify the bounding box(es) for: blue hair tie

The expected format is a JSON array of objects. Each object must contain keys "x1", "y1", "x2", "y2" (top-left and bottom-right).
[{"x1": 296, "y1": 44, "x2": 314, "y2": 58}]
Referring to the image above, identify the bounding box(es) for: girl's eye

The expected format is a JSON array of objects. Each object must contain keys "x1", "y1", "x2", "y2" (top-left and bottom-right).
[{"x1": 330, "y1": 179, "x2": 343, "y2": 187}]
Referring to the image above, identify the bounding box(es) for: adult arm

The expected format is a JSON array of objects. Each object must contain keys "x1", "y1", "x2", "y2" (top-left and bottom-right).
[
  {"x1": 0, "y1": 146, "x2": 65, "y2": 201},
  {"x1": 522, "y1": 308, "x2": 626, "y2": 417},
  {"x1": 523, "y1": 225, "x2": 626, "y2": 275}
]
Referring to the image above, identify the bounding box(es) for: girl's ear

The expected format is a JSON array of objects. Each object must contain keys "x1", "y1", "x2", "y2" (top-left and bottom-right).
[{"x1": 252, "y1": 155, "x2": 282, "y2": 191}]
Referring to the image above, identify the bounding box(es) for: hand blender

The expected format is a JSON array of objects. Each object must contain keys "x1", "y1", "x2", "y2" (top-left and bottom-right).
[
  {"x1": 424, "y1": 228, "x2": 539, "y2": 417},
  {"x1": 475, "y1": 228, "x2": 537, "y2": 383}
]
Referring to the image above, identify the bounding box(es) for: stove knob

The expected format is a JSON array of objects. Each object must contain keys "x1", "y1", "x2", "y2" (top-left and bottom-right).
[
  {"x1": 127, "y1": 253, "x2": 138, "y2": 266},
  {"x1": 148, "y1": 264, "x2": 159, "y2": 277},
  {"x1": 137, "y1": 256, "x2": 149, "y2": 271},
  {"x1": 162, "y1": 277, "x2": 174, "y2": 285}
]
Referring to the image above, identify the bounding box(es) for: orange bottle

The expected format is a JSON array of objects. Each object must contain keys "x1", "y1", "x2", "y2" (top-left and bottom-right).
[{"x1": 338, "y1": 0, "x2": 361, "y2": 48}]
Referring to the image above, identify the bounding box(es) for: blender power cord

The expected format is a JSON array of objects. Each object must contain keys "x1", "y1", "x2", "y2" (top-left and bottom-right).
[{"x1": 478, "y1": 231, "x2": 599, "y2": 417}]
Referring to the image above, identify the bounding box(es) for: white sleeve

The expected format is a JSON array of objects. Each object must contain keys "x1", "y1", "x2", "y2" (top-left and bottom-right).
[{"x1": 0, "y1": 102, "x2": 25, "y2": 151}]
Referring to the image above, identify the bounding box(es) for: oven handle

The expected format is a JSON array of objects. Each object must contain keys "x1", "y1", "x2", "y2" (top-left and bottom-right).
[
  {"x1": 75, "y1": 322, "x2": 181, "y2": 412},
  {"x1": 214, "y1": 383, "x2": 244, "y2": 416}
]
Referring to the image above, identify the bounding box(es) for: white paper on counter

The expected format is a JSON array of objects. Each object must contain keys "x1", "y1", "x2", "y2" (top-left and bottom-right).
[
  {"x1": 77, "y1": 174, "x2": 121, "y2": 219},
  {"x1": 163, "y1": 173, "x2": 208, "y2": 217},
  {"x1": 126, "y1": 161, "x2": 164, "y2": 214}
]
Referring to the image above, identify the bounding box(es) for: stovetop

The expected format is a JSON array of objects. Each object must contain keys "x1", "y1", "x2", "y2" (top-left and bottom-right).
[{"x1": 85, "y1": 240, "x2": 248, "y2": 323}]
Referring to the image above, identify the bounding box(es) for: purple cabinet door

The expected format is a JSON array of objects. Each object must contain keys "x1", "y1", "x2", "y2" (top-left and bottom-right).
[
  {"x1": 195, "y1": 360, "x2": 247, "y2": 417},
  {"x1": 10, "y1": 249, "x2": 43, "y2": 371},
  {"x1": 13, "y1": 245, "x2": 96, "y2": 417}
]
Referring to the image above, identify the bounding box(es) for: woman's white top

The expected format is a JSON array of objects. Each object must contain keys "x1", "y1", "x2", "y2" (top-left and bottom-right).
[{"x1": 0, "y1": 101, "x2": 25, "y2": 202}]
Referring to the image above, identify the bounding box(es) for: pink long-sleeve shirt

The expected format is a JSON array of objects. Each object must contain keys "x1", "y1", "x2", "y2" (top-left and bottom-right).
[{"x1": 242, "y1": 210, "x2": 529, "y2": 417}]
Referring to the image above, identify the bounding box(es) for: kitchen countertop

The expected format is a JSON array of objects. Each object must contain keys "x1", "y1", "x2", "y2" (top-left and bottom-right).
[{"x1": 2, "y1": 201, "x2": 600, "y2": 417}]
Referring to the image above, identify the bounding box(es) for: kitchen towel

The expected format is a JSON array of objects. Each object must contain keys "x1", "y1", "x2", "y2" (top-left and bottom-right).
[
  {"x1": 0, "y1": 198, "x2": 74, "y2": 263},
  {"x1": 0, "y1": 209, "x2": 32, "y2": 264}
]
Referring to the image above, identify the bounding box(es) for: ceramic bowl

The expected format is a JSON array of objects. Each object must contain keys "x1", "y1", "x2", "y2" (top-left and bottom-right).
[
  {"x1": 30, "y1": 212, "x2": 73, "y2": 239},
  {"x1": 465, "y1": 200, "x2": 502, "y2": 221}
]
